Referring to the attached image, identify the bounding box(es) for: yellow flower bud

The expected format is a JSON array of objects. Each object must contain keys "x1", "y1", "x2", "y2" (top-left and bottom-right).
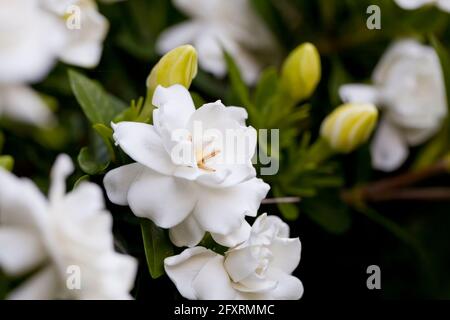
[
  {"x1": 146, "y1": 45, "x2": 198, "y2": 95},
  {"x1": 281, "y1": 42, "x2": 321, "y2": 102},
  {"x1": 320, "y1": 103, "x2": 378, "y2": 153}
]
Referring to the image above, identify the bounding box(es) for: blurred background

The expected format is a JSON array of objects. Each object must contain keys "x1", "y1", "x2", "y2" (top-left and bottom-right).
[{"x1": 2, "y1": 0, "x2": 450, "y2": 299}]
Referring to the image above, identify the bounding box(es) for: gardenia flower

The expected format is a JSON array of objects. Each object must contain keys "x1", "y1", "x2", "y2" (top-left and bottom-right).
[
  {"x1": 0, "y1": 0, "x2": 109, "y2": 127},
  {"x1": 41, "y1": 0, "x2": 109, "y2": 68},
  {"x1": 394, "y1": 0, "x2": 450, "y2": 12},
  {"x1": 340, "y1": 39, "x2": 447, "y2": 171},
  {"x1": 0, "y1": 0, "x2": 64, "y2": 126},
  {"x1": 156, "y1": 0, "x2": 279, "y2": 84},
  {"x1": 104, "y1": 84, "x2": 269, "y2": 248},
  {"x1": 164, "y1": 214, "x2": 303, "y2": 300},
  {"x1": 0, "y1": 155, "x2": 137, "y2": 299}
]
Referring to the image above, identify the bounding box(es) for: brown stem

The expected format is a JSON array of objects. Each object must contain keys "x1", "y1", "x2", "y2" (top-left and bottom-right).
[
  {"x1": 364, "y1": 188, "x2": 450, "y2": 203},
  {"x1": 363, "y1": 158, "x2": 450, "y2": 195},
  {"x1": 342, "y1": 157, "x2": 450, "y2": 205},
  {"x1": 262, "y1": 197, "x2": 301, "y2": 204}
]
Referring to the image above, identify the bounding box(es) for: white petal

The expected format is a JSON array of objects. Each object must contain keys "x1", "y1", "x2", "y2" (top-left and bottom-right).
[
  {"x1": 402, "y1": 125, "x2": 440, "y2": 146},
  {"x1": 112, "y1": 122, "x2": 174, "y2": 175},
  {"x1": 8, "y1": 266, "x2": 60, "y2": 300},
  {"x1": 41, "y1": 0, "x2": 77, "y2": 14},
  {"x1": 0, "y1": 169, "x2": 48, "y2": 231},
  {"x1": 76, "y1": 252, "x2": 137, "y2": 300},
  {"x1": 394, "y1": 0, "x2": 432, "y2": 10},
  {"x1": 196, "y1": 163, "x2": 256, "y2": 188},
  {"x1": 224, "y1": 246, "x2": 260, "y2": 283},
  {"x1": 152, "y1": 85, "x2": 196, "y2": 132},
  {"x1": 156, "y1": 21, "x2": 201, "y2": 54},
  {"x1": 0, "y1": 85, "x2": 55, "y2": 127},
  {"x1": 60, "y1": 181, "x2": 106, "y2": 220},
  {"x1": 211, "y1": 220, "x2": 251, "y2": 247},
  {"x1": 48, "y1": 154, "x2": 74, "y2": 202},
  {"x1": 0, "y1": 1, "x2": 64, "y2": 84},
  {"x1": 373, "y1": 39, "x2": 430, "y2": 84},
  {"x1": 232, "y1": 274, "x2": 278, "y2": 294},
  {"x1": 173, "y1": 0, "x2": 223, "y2": 18},
  {"x1": 371, "y1": 118, "x2": 409, "y2": 172},
  {"x1": 250, "y1": 214, "x2": 291, "y2": 245},
  {"x1": 195, "y1": 31, "x2": 227, "y2": 77},
  {"x1": 339, "y1": 84, "x2": 379, "y2": 105},
  {"x1": 192, "y1": 254, "x2": 237, "y2": 300},
  {"x1": 226, "y1": 106, "x2": 249, "y2": 126},
  {"x1": 58, "y1": 1, "x2": 109, "y2": 68},
  {"x1": 103, "y1": 163, "x2": 145, "y2": 206},
  {"x1": 169, "y1": 215, "x2": 205, "y2": 248},
  {"x1": 438, "y1": 0, "x2": 450, "y2": 12},
  {"x1": 60, "y1": 43, "x2": 104, "y2": 69},
  {"x1": 127, "y1": 169, "x2": 197, "y2": 228},
  {"x1": 164, "y1": 247, "x2": 217, "y2": 300},
  {"x1": 264, "y1": 268, "x2": 303, "y2": 300},
  {"x1": 0, "y1": 227, "x2": 46, "y2": 276},
  {"x1": 269, "y1": 238, "x2": 301, "y2": 275},
  {"x1": 193, "y1": 178, "x2": 270, "y2": 235}
]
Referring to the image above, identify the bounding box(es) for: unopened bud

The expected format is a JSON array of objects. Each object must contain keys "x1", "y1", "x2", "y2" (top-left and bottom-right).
[
  {"x1": 320, "y1": 103, "x2": 378, "y2": 153},
  {"x1": 146, "y1": 45, "x2": 198, "y2": 96},
  {"x1": 281, "y1": 43, "x2": 321, "y2": 102}
]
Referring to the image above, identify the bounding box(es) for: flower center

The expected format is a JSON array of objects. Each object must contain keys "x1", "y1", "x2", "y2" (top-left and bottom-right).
[{"x1": 194, "y1": 136, "x2": 221, "y2": 172}]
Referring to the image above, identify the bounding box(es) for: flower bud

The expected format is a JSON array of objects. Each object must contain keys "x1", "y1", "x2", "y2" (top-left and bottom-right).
[
  {"x1": 0, "y1": 155, "x2": 14, "y2": 171},
  {"x1": 146, "y1": 45, "x2": 198, "y2": 96},
  {"x1": 320, "y1": 103, "x2": 378, "y2": 153},
  {"x1": 281, "y1": 42, "x2": 321, "y2": 102}
]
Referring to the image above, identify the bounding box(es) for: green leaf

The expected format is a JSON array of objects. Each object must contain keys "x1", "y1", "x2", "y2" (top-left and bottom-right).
[
  {"x1": 93, "y1": 123, "x2": 116, "y2": 162},
  {"x1": 250, "y1": 0, "x2": 290, "y2": 45},
  {"x1": 301, "y1": 189, "x2": 351, "y2": 234},
  {"x1": 430, "y1": 35, "x2": 450, "y2": 125},
  {"x1": 329, "y1": 58, "x2": 352, "y2": 107},
  {"x1": 0, "y1": 131, "x2": 4, "y2": 153},
  {"x1": 414, "y1": 35, "x2": 450, "y2": 167},
  {"x1": 141, "y1": 219, "x2": 174, "y2": 279},
  {"x1": 413, "y1": 128, "x2": 448, "y2": 170},
  {"x1": 274, "y1": 185, "x2": 300, "y2": 221},
  {"x1": 254, "y1": 67, "x2": 278, "y2": 111},
  {"x1": 77, "y1": 147, "x2": 109, "y2": 175},
  {"x1": 223, "y1": 51, "x2": 258, "y2": 123},
  {"x1": 199, "y1": 233, "x2": 228, "y2": 255},
  {"x1": 68, "y1": 70, "x2": 127, "y2": 125}
]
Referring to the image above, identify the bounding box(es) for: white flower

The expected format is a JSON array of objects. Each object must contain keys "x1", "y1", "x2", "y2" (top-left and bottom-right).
[
  {"x1": 340, "y1": 39, "x2": 447, "y2": 171},
  {"x1": 0, "y1": 0, "x2": 109, "y2": 127},
  {"x1": 0, "y1": 85, "x2": 55, "y2": 127},
  {"x1": 0, "y1": 155, "x2": 137, "y2": 300},
  {"x1": 41, "y1": 0, "x2": 109, "y2": 68},
  {"x1": 0, "y1": 0, "x2": 64, "y2": 126},
  {"x1": 394, "y1": 0, "x2": 450, "y2": 12},
  {"x1": 104, "y1": 84, "x2": 269, "y2": 248},
  {"x1": 164, "y1": 214, "x2": 303, "y2": 300},
  {"x1": 0, "y1": 0, "x2": 64, "y2": 84},
  {"x1": 156, "y1": 0, "x2": 279, "y2": 84}
]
